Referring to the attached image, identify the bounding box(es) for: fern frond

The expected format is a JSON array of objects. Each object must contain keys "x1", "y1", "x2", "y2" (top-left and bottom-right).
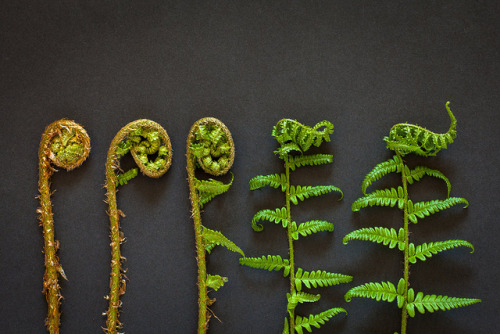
[
  {"x1": 206, "y1": 274, "x2": 228, "y2": 292},
  {"x1": 361, "y1": 155, "x2": 401, "y2": 194},
  {"x1": 275, "y1": 143, "x2": 302, "y2": 158},
  {"x1": 195, "y1": 173, "x2": 233, "y2": 207},
  {"x1": 249, "y1": 173, "x2": 287, "y2": 191},
  {"x1": 201, "y1": 227, "x2": 244, "y2": 256},
  {"x1": 345, "y1": 281, "x2": 402, "y2": 304},
  {"x1": 352, "y1": 187, "x2": 405, "y2": 211},
  {"x1": 405, "y1": 166, "x2": 451, "y2": 196},
  {"x1": 294, "y1": 308, "x2": 346, "y2": 334},
  {"x1": 289, "y1": 185, "x2": 343, "y2": 205},
  {"x1": 252, "y1": 207, "x2": 290, "y2": 231},
  {"x1": 384, "y1": 102, "x2": 457, "y2": 157},
  {"x1": 288, "y1": 154, "x2": 333, "y2": 171},
  {"x1": 343, "y1": 227, "x2": 405, "y2": 250},
  {"x1": 295, "y1": 268, "x2": 353, "y2": 291},
  {"x1": 408, "y1": 240, "x2": 474, "y2": 263},
  {"x1": 406, "y1": 289, "x2": 481, "y2": 317},
  {"x1": 115, "y1": 168, "x2": 138, "y2": 186},
  {"x1": 283, "y1": 317, "x2": 289, "y2": 334},
  {"x1": 291, "y1": 220, "x2": 334, "y2": 240},
  {"x1": 272, "y1": 119, "x2": 334, "y2": 153},
  {"x1": 287, "y1": 291, "x2": 321, "y2": 311},
  {"x1": 407, "y1": 197, "x2": 468, "y2": 223},
  {"x1": 239, "y1": 255, "x2": 291, "y2": 277}
]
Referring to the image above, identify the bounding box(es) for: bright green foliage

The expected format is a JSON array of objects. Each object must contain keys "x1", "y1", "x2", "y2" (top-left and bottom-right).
[
  {"x1": 194, "y1": 173, "x2": 233, "y2": 207},
  {"x1": 289, "y1": 185, "x2": 343, "y2": 205},
  {"x1": 343, "y1": 227, "x2": 405, "y2": 250},
  {"x1": 202, "y1": 227, "x2": 245, "y2": 256},
  {"x1": 294, "y1": 308, "x2": 347, "y2": 334},
  {"x1": 295, "y1": 269, "x2": 353, "y2": 291},
  {"x1": 115, "y1": 168, "x2": 138, "y2": 186},
  {"x1": 408, "y1": 240, "x2": 474, "y2": 263},
  {"x1": 408, "y1": 197, "x2": 468, "y2": 223},
  {"x1": 239, "y1": 255, "x2": 291, "y2": 277},
  {"x1": 405, "y1": 290, "x2": 481, "y2": 317},
  {"x1": 240, "y1": 119, "x2": 350, "y2": 334},
  {"x1": 344, "y1": 102, "x2": 480, "y2": 333},
  {"x1": 252, "y1": 207, "x2": 290, "y2": 231},
  {"x1": 206, "y1": 274, "x2": 228, "y2": 292},
  {"x1": 288, "y1": 154, "x2": 333, "y2": 171},
  {"x1": 292, "y1": 220, "x2": 334, "y2": 240}
]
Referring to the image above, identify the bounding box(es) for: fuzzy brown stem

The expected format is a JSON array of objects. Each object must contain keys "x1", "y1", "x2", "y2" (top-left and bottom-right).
[
  {"x1": 104, "y1": 119, "x2": 171, "y2": 333},
  {"x1": 38, "y1": 119, "x2": 90, "y2": 334}
]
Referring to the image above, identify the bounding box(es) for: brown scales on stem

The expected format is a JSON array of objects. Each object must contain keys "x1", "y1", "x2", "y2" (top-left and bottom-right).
[
  {"x1": 104, "y1": 119, "x2": 172, "y2": 334},
  {"x1": 38, "y1": 119, "x2": 90, "y2": 334}
]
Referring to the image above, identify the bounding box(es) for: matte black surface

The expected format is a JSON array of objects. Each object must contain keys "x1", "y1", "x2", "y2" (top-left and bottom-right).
[{"x1": 1, "y1": 1, "x2": 498, "y2": 333}]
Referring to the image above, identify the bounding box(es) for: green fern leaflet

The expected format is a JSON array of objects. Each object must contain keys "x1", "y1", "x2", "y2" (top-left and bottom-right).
[{"x1": 241, "y1": 119, "x2": 350, "y2": 334}]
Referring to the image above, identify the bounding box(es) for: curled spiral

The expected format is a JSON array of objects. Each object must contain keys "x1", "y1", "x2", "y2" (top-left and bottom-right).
[
  {"x1": 187, "y1": 117, "x2": 234, "y2": 176},
  {"x1": 384, "y1": 102, "x2": 457, "y2": 157},
  {"x1": 40, "y1": 119, "x2": 91, "y2": 172},
  {"x1": 38, "y1": 119, "x2": 90, "y2": 334},
  {"x1": 107, "y1": 119, "x2": 172, "y2": 182}
]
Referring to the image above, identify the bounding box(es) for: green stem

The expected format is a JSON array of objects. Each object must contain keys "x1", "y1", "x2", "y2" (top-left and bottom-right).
[
  {"x1": 398, "y1": 152, "x2": 410, "y2": 334},
  {"x1": 38, "y1": 119, "x2": 90, "y2": 334},
  {"x1": 285, "y1": 156, "x2": 295, "y2": 334}
]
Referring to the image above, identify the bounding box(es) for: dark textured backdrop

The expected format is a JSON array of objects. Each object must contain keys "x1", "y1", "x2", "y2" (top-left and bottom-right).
[{"x1": 1, "y1": 1, "x2": 498, "y2": 333}]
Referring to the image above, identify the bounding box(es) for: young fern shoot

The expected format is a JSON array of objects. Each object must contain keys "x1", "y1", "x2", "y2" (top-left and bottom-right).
[
  {"x1": 104, "y1": 119, "x2": 172, "y2": 333},
  {"x1": 240, "y1": 119, "x2": 352, "y2": 334},
  {"x1": 187, "y1": 117, "x2": 244, "y2": 334},
  {"x1": 38, "y1": 119, "x2": 91, "y2": 334},
  {"x1": 343, "y1": 102, "x2": 481, "y2": 334}
]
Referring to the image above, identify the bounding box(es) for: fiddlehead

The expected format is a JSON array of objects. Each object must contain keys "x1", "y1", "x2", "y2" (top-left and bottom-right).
[
  {"x1": 104, "y1": 119, "x2": 172, "y2": 333},
  {"x1": 187, "y1": 117, "x2": 243, "y2": 334},
  {"x1": 37, "y1": 119, "x2": 90, "y2": 334},
  {"x1": 344, "y1": 102, "x2": 480, "y2": 334},
  {"x1": 240, "y1": 119, "x2": 351, "y2": 334}
]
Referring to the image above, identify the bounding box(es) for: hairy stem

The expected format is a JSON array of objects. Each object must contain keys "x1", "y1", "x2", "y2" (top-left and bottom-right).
[
  {"x1": 104, "y1": 119, "x2": 171, "y2": 333},
  {"x1": 285, "y1": 156, "x2": 296, "y2": 334},
  {"x1": 398, "y1": 152, "x2": 410, "y2": 334},
  {"x1": 38, "y1": 119, "x2": 90, "y2": 333},
  {"x1": 187, "y1": 117, "x2": 235, "y2": 334}
]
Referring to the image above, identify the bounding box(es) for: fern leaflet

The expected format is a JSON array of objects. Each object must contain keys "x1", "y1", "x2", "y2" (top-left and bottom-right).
[
  {"x1": 288, "y1": 154, "x2": 333, "y2": 171},
  {"x1": 239, "y1": 255, "x2": 291, "y2": 277},
  {"x1": 195, "y1": 173, "x2": 233, "y2": 207},
  {"x1": 206, "y1": 274, "x2": 227, "y2": 292},
  {"x1": 345, "y1": 281, "x2": 402, "y2": 304},
  {"x1": 115, "y1": 168, "x2": 138, "y2": 186},
  {"x1": 343, "y1": 227, "x2": 405, "y2": 250},
  {"x1": 408, "y1": 240, "x2": 474, "y2": 263},
  {"x1": 249, "y1": 173, "x2": 287, "y2": 191},
  {"x1": 361, "y1": 155, "x2": 401, "y2": 194},
  {"x1": 352, "y1": 187, "x2": 405, "y2": 211},
  {"x1": 291, "y1": 220, "x2": 334, "y2": 240},
  {"x1": 289, "y1": 185, "x2": 343, "y2": 205},
  {"x1": 287, "y1": 291, "x2": 321, "y2": 311},
  {"x1": 201, "y1": 227, "x2": 244, "y2": 256},
  {"x1": 405, "y1": 166, "x2": 451, "y2": 196},
  {"x1": 406, "y1": 289, "x2": 481, "y2": 317},
  {"x1": 408, "y1": 197, "x2": 469, "y2": 223},
  {"x1": 295, "y1": 268, "x2": 353, "y2": 291},
  {"x1": 252, "y1": 207, "x2": 290, "y2": 231},
  {"x1": 294, "y1": 308, "x2": 347, "y2": 334}
]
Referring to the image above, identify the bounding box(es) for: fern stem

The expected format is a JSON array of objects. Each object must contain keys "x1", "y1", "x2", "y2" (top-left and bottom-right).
[
  {"x1": 104, "y1": 120, "x2": 172, "y2": 333},
  {"x1": 398, "y1": 152, "x2": 410, "y2": 334},
  {"x1": 38, "y1": 119, "x2": 90, "y2": 334},
  {"x1": 285, "y1": 156, "x2": 296, "y2": 334}
]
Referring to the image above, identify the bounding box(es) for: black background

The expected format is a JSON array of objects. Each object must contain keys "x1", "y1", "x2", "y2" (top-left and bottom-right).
[{"x1": 1, "y1": 1, "x2": 498, "y2": 333}]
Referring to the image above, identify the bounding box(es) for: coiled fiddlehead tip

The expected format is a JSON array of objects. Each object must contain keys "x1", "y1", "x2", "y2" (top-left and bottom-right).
[
  {"x1": 108, "y1": 119, "x2": 172, "y2": 182},
  {"x1": 384, "y1": 102, "x2": 457, "y2": 157},
  {"x1": 187, "y1": 117, "x2": 235, "y2": 176},
  {"x1": 40, "y1": 119, "x2": 91, "y2": 171}
]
